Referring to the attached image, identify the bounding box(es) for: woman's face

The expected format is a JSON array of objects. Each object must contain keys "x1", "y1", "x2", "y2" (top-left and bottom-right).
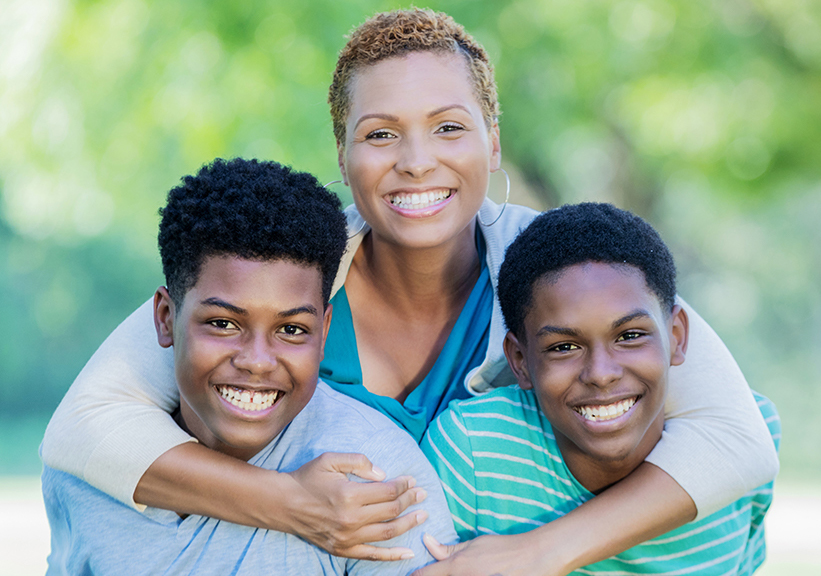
[{"x1": 338, "y1": 51, "x2": 501, "y2": 250}]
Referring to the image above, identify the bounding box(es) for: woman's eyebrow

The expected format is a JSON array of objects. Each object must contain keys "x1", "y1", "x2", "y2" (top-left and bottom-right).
[
  {"x1": 353, "y1": 113, "x2": 398, "y2": 130},
  {"x1": 428, "y1": 104, "x2": 470, "y2": 117}
]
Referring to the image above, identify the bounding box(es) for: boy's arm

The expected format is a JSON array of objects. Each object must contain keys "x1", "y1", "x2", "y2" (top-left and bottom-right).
[
  {"x1": 646, "y1": 298, "x2": 779, "y2": 518},
  {"x1": 40, "y1": 299, "x2": 427, "y2": 560}
]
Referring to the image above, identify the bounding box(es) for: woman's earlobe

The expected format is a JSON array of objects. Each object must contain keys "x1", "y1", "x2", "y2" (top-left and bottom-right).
[{"x1": 336, "y1": 142, "x2": 349, "y2": 186}]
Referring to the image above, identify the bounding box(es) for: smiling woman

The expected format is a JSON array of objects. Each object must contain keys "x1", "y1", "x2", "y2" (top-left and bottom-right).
[{"x1": 41, "y1": 8, "x2": 778, "y2": 576}]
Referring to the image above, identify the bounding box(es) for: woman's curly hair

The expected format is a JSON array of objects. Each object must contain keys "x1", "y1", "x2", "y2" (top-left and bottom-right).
[{"x1": 329, "y1": 8, "x2": 499, "y2": 144}]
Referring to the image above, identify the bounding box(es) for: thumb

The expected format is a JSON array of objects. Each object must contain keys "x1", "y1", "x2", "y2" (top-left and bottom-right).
[
  {"x1": 320, "y1": 452, "x2": 386, "y2": 481},
  {"x1": 423, "y1": 533, "x2": 466, "y2": 561}
]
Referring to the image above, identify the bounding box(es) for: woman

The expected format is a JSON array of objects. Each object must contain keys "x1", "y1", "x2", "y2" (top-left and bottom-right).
[{"x1": 42, "y1": 9, "x2": 777, "y2": 575}]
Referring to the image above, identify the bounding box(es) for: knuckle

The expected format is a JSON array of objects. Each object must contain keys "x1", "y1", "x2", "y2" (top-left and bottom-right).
[{"x1": 379, "y1": 524, "x2": 398, "y2": 541}]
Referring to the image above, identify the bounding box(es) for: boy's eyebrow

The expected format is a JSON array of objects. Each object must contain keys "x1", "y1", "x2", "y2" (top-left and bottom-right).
[
  {"x1": 278, "y1": 305, "x2": 319, "y2": 318},
  {"x1": 612, "y1": 310, "x2": 652, "y2": 329},
  {"x1": 535, "y1": 310, "x2": 654, "y2": 337},
  {"x1": 201, "y1": 297, "x2": 247, "y2": 316},
  {"x1": 201, "y1": 298, "x2": 318, "y2": 318},
  {"x1": 536, "y1": 325, "x2": 579, "y2": 338}
]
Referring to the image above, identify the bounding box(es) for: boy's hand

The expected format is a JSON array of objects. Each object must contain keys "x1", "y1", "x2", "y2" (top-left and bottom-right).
[
  {"x1": 411, "y1": 532, "x2": 566, "y2": 576},
  {"x1": 282, "y1": 452, "x2": 429, "y2": 560}
]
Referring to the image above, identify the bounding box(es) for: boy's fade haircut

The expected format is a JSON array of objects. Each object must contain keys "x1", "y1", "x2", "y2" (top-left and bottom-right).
[
  {"x1": 158, "y1": 158, "x2": 347, "y2": 308},
  {"x1": 329, "y1": 7, "x2": 499, "y2": 144},
  {"x1": 498, "y1": 202, "x2": 677, "y2": 340}
]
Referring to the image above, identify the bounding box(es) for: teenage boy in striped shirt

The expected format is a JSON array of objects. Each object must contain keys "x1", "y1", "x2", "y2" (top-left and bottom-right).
[{"x1": 422, "y1": 203, "x2": 779, "y2": 575}]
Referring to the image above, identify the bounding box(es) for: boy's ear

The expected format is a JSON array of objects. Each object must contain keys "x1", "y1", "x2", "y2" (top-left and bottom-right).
[
  {"x1": 154, "y1": 286, "x2": 175, "y2": 349},
  {"x1": 336, "y1": 142, "x2": 349, "y2": 186},
  {"x1": 319, "y1": 304, "x2": 333, "y2": 362},
  {"x1": 503, "y1": 331, "x2": 534, "y2": 390},
  {"x1": 668, "y1": 304, "x2": 689, "y2": 367}
]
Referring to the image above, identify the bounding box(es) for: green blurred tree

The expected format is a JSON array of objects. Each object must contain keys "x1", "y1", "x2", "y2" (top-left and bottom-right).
[{"x1": 1, "y1": 0, "x2": 818, "y2": 476}]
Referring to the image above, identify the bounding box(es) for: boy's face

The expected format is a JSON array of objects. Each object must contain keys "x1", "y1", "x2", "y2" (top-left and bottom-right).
[
  {"x1": 153, "y1": 255, "x2": 331, "y2": 461},
  {"x1": 504, "y1": 262, "x2": 687, "y2": 491}
]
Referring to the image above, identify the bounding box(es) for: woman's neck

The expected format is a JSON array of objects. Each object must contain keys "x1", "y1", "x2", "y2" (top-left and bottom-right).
[{"x1": 352, "y1": 222, "x2": 481, "y2": 316}]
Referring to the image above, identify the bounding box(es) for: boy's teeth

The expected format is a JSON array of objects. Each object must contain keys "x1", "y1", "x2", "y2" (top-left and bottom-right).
[
  {"x1": 575, "y1": 397, "x2": 637, "y2": 422},
  {"x1": 217, "y1": 385, "x2": 280, "y2": 411},
  {"x1": 389, "y1": 190, "x2": 452, "y2": 209}
]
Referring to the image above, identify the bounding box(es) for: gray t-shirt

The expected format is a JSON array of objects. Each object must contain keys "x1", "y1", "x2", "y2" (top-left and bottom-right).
[{"x1": 43, "y1": 381, "x2": 456, "y2": 575}]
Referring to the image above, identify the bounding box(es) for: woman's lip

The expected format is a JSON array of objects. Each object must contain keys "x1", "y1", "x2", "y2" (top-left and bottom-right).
[{"x1": 384, "y1": 188, "x2": 455, "y2": 218}]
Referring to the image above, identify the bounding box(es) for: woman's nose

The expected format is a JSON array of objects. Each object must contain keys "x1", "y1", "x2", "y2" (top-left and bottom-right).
[{"x1": 395, "y1": 134, "x2": 437, "y2": 178}]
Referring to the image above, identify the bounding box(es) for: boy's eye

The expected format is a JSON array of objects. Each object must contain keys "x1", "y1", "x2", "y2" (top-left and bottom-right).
[
  {"x1": 278, "y1": 325, "x2": 306, "y2": 336},
  {"x1": 549, "y1": 342, "x2": 580, "y2": 353},
  {"x1": 617, "y1": 331, "x2": 644, "y2": 342},
  {"x1": 209, "y1": 319, "x2": 238, "y2": 330}
]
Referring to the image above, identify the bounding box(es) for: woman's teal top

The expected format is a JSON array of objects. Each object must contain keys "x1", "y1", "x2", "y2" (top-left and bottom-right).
[{"x1": 320, "y1": 238, "x2": 492, "y2": 443}]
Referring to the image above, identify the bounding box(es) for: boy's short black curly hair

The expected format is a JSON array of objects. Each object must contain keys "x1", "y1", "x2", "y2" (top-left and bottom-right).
[
  {"x1": 158, "y1": 158, "x2": 347, "y2": 307},
  {"x1": 498, "y1": 202, "x2": 677, "y2": 340}
]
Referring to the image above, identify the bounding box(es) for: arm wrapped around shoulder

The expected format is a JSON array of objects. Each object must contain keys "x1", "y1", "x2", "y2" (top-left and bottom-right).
[
  {"x1": 647, "y1": 297, "x2": 779, "y2": 519},
  {"x1": 41, "y1": 299, "x2": 190, "y2": 509}
]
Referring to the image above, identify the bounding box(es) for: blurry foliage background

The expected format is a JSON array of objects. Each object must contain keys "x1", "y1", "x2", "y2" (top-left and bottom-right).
[{"x1": 1, "y1": 0, "x2": 819, "y2": 482}]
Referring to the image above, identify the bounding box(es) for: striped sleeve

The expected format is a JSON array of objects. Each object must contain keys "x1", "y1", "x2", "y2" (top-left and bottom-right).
[{"x1": 422, "y1": 407, "x2": 479, "y2": 542}]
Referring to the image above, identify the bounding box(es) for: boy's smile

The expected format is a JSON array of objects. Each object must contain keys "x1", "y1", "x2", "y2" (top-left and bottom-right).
[
  {"x1": 504, "y1": 262, "x2": 687, "y2": 493},
  {"x1": 154, "y1": 255, "x2": 331, "y2": 461}
]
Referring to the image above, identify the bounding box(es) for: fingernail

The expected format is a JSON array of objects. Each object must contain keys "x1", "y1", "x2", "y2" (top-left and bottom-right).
[
  {"x1": 372, "y1": 466, "x2": 385, "y2": 478},
  {"x1": 416, "y1": 488, "x2": 427, "y2": 502},
  {"x1": 407, "y1": 477, "x2": 417, "y2": 488},
  {"x1": 416, "y1": 511, "x2": 428, "y2": 523},
  {"x1": 400, "y1": 552, "x2": 415, "y2": 560}
]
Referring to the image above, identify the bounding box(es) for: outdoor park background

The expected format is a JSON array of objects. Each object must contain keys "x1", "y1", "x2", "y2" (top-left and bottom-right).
[{"x1": 1, "y1": 0, "x2": 819, "y2": 573}]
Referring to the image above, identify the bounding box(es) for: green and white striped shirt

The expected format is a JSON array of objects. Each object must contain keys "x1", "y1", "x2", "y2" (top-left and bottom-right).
[{"x1": 422, "y1": 387, "x2": 779, "y2": 575}]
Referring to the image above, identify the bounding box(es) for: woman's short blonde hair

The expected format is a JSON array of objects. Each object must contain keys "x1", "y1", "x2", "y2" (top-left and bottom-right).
[{"x1": 329, "y1": 8, "x2": 499, "y2": 144}]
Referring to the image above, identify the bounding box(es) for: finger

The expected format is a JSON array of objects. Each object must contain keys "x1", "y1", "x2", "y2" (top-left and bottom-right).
[
  {"x1": 422, "y1": 533, "x2": 452, "y2": 561},
  {"x1": 345, "y1": 475, "x2": 418, "y2": 508},
  {"x1": 348, "y1": 509, "x2": 429, "y2": 545},
  {"x1": 333, "y1": 543, "x2": 417, "y2": 562},
  {"x1": 320, "y1": 452, "x2": 387, "y2": 481},
  {"x1": 356, "y1": 484, "x2": 426, "y2": 523}
]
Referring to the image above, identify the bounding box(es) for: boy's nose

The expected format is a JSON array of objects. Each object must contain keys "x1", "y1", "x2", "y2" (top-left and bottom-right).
[
  {"x1": 580, "y1": 345, "x2": 623, "y2": 388},
  {"x1": 232, "y1": 334, "x2": 277, "y2": 374}
]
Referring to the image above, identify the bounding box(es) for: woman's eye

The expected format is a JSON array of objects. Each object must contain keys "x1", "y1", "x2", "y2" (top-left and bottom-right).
[
  {"x1": 279, "y1": 325, "x2": 306, "y2": 336},
  {"x1": 436, "y1": 123, "x2": 464, "y2": 134},
  {"x1": 365, "y1": 129, "x2": 395, "y2": 140},
  {"x1": 208, "y1": 319, "x2": 237, "y2": 330}
]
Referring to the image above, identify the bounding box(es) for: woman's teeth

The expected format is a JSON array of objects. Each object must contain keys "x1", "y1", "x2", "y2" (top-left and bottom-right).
[
  {"x1": 574, "y1": 397, "x2": 637, "y2": 422},
  {"x1": 218, "y1": 385, "x2": 280, "y2": 411},
  {"x1": 389, "y1": 190, "x2": 452, "y2": 209}
]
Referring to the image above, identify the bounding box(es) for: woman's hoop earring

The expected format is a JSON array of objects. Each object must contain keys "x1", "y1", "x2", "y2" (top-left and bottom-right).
[
  {"x1": 324, "y1": 180, "x2": 367, "y2": 239},
  {"x1": 477, "y1": 168, "x2": 510, "y2": 227}
]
